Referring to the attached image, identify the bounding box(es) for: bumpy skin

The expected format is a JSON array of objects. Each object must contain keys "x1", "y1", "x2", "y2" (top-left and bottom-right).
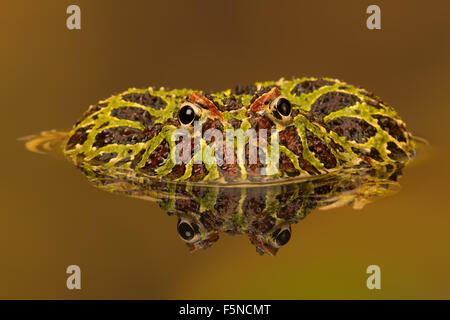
[{"x1": 64, "y1": 77, "x2": 416, "y2": 184}]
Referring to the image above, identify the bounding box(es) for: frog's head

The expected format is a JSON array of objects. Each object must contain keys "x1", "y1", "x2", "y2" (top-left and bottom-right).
[{"x1": 147, "y1": 83, "x2": 339, "y2": 182}]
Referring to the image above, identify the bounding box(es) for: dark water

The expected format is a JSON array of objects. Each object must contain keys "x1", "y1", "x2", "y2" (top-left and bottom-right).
[{"x1": 1, "y1": 0, "x2": 449, "y2": 299}]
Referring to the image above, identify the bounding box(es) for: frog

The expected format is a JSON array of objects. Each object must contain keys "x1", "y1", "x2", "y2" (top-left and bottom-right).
[{"x1": 59, "y1": 77, "x2": 416, "y2": 184}]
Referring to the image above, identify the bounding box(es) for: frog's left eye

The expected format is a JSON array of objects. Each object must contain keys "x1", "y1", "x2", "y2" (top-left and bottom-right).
[
  {"x1": 270, "y1": 96, "x2": 292, "y2": 120},
  {"x1": 177, "y1": 218, "x2": 201, "y2": 243},
  {"x1": 269, "y1": 225, "x2": 291, "y2": 248},
  {"x1": 178, "y1": 103, "x2": 197, "y2": 126}
]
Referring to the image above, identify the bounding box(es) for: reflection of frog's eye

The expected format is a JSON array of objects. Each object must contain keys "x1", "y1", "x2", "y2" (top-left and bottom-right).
[
  {"x1": 177, "y1": 219, "x2": 200, "y2": 243},
  {"x1": 270, "y1": 226, "x2": 291, "y2": 248},
  {"x1": 271, "y1": 96, "x2": 291, "y2": 120},
  {"x1": 178, "y1": 104, "x2": 196, "y2": 125}
]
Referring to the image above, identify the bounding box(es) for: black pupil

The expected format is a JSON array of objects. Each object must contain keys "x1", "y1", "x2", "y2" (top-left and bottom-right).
[
  {"x1": 179, "y1": 105, "x2": 195, "y2": 125},
  {"x1": 276, "y1": 98, "x2": 291, "y2": 116},
  {"x1": 178, "y1": 222, "x2": 195, "y2": 241},
  {"x1": 276, "y1": 229, "x2": 291, "y2": 246}
]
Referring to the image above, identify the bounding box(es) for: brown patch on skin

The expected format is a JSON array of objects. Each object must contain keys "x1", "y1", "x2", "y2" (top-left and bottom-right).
[
  {"x1": 277, "y1": 197, "x2": 304, "y2": 219},
  {"x1": 114, "y1": 157, "x2": 131, "y2": 167},
  {"x1": 387, "y1": 164, "x2": 404, "y2": 181},
  {"x1": 122, "y1": 91, "x2": 167, "y2": 110},
  {"x1": 144, "y1": 123, "x2": 163, "y2": 141},
  {"x1": 66, "y1": 124, "x2": 94, "y2": 150},
  {"x1": 200, "y1": 210, "x2": 223, "y2": 232},
  {"x1": 280, "y1": 152, "x2": 299, "y2": 175},
  {"x1": 175, "y1": 194, "x2": 200, "y2": 213},
  {"x1": 244, "y1": 143, "x2": 267, "y2": 179},
  {"x1": 167, "y1": 164, "x2": 186, "y2": 178},
  {"x1": 279, "y1": 126, "x2": 319, "y2": 175},
  {"x1": 387, "y1": 142, "x2": 408, "y2": 161},
  {"x1": 305, "y1": 130, "x2": 337, "y2": 169},
  {"x1": 361, "y1": 91, "x2": 386, "y2": 105},
  {"x1": 214, "y1": 189, "x2": 241, "y2": 216},
  {"x1": 249, "y1": 114, "x2": 274, "y2": 132},
  {"x1": 276, "y1": 184, "x2": 298, "y2": 203},
  {"x1": 189, "y1": 92, "x2": 224, "y2": 121},
  {"x1": 309, "y1": 92, "x2": 360, "y2": 121},
  {"x1": 243, "y1": 118, "x2": 272, "y2": 178},
  {"x1": 93, "y1": 125, "x2": 161, "y2": 148},
  {"x1": 228, "y1": 118, "x2": 242, "y2": 130},
  {"x1": 219, "y1": 149, "x2": 241, "y2": 182},
  {"x1": 352, "y1": 147, "x2": 383, "y2": 162},
  {"x1": 149, "y1": 180, "x2": 170, "y2": 197},
  {"x1": 365, "y1": 99, "x2": 383, "y2": 110},
  {"x1": 291, "y1": 108, "x2": 300, "y2": 118},
  {"x1": 251, "y1": 215, "x2": 275, "y2": 234},
  {"x1": 314, "y1": 184, "x2": 334, "y2": 196},
  {"x1": 89, "y1": 152, "x2": 118, "y2": 165},
  {"x1": 291, "y1": 79, "x2": 335, "y2": 96},
  {"x1": 279, "y1": 126, "x2": 302, "y2": 155},
  {"x1": 130, "y1": 150, "x2": 145, "y2": 169},
  {"x1": 329, "y1": 139, "x2": 345, "y2": 153},
  {"x1": 243, "y1": 191, "x2": 266, "y2": 216},
  {"x1": 75, "y1": 103, "x2": 107, "y2": 126},
  {"x1": 249, "y1": 87, "x2": 281, "y2": 112},
  {"x1": 325, "y1": 117, "x2": 377, "y2": 144},
  {"x1": 110, "y1": 107, "x2": 155, "y2": 128},
  {"x1": 233, "y1": 84, "x2": 257, "y2": 95},
  {"x1": 219, "y1": 96, "x2": 243, "y2": 112},
  {"x1": 373, "y1": 115, "x2": 407, "y2": 142},
  {"x1": 173, "y1": 135, "x2": 194, "y2": 165},
  {"x1": 98, "y1": 121, "x2": 109, "y2": 130},
  {"x1": 140, "y1": 141, "x2": 169, "y2": 174},
  {"x1": 203, "y1": 118, "x2": 224, "y2": 133},
  {"x1": 191, "y1": 163, "x2": 207, "y2": 181},
  {"x1": 191, "y1": 185, "x2": 208, "y2": 199},
  {"x1": 164, "y1": 118, "x2": 179, "y2": 127}
]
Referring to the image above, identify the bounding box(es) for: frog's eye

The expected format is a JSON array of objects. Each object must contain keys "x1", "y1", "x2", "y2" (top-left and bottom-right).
[
  {"x1": 177, "y1": 218, "x2": 200, "y2": 243},
  {"x1": 270, "y1": 225, "x2": 291, "y2": 248},
  {"x1": 178, "y1": 103, "x2": 197, "y2": 125},
  {"x1": 270, "y1": 96, "x2": 292, "y2": 121}
]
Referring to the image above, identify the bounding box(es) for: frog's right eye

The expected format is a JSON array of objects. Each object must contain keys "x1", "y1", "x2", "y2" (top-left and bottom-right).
[
  {"x1": 269, "y1": 225, "x2": 292, "y2": 248},
  {"x1": 178, "y1": 103, "x2": 196, "y2": 125},
  {"x1": 268, "y1": 96, "x2": 293, "y2": 125},
  {"x1": 177, "y1": 218, "x2": 200, "y2": 243}
]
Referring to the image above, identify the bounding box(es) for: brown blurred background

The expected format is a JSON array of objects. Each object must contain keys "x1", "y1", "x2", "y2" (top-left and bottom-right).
[{"x1": 0, "y1": 0, "x2": 449, "y2": 299}]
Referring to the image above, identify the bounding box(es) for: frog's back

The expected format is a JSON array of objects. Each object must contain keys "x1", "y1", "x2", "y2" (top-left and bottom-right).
[{"x1": 62, "y1": 77, "x2": 416, "y2": 185}]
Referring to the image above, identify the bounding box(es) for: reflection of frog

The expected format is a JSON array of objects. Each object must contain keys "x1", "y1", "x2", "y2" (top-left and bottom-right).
[
  {"x1": 167, "y1": 165, "x2": 402, "y2": 255},
  {"x1": 67, "y1": 163, "x2": 402, "y2": 255}
]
